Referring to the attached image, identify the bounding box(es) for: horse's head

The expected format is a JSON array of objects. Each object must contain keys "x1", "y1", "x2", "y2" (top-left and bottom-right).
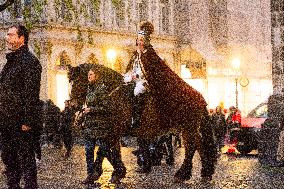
[{"x1": 67, "y1": 63, "x2": 124, "y2": 108}]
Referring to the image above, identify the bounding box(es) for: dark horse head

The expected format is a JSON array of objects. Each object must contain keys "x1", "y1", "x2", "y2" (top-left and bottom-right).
[{"x1": 68, "y1": 63, "x2": 124, "y2": 109}]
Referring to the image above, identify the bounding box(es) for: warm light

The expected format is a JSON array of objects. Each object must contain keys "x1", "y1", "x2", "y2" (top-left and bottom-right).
[
  {"x1": 106, "y1": 49, "x2": 117, "y2": 63},
  {"x1": 56, "y1": 73, "x2": 70, "y2": 110},
  {"x1": 232, "y1": 58, "x2": 240, "y2": 70}
]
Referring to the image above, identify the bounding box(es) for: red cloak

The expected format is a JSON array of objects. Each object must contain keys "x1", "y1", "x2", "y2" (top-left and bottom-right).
[{"x1": 140, "y1": 47, "x2": 208, "y2": 126}]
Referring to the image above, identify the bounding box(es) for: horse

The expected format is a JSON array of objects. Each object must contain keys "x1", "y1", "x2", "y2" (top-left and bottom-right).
[{"x1": 68, "y1": 63, "x2": 217, "y2": 183}]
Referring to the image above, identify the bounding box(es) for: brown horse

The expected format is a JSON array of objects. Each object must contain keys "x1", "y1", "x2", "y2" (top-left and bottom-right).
[{"x1": 68, "y1": 63, "x2": 217, "y2": 183}]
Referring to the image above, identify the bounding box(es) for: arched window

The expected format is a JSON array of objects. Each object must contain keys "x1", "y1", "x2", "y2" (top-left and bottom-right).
[
  {"x1": 160, "y1": 0, "x2": 169, "y2": 33},
  {"x1": 112, "y1": 0, "x2": 125, "y2": 27},
  {"x1": 138, "y1": 0, "x2": 148, "y2": 21},
  {"x1": 61, "y1": 0, "x2": 73, "y2": 22},
  {"x1": 88, "y1": 0, "x2": 100, "y2": 24}
]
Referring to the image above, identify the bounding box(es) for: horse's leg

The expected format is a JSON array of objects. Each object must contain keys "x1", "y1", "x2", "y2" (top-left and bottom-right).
[
  {"x1": 136, "y1": 137, "x2": 152, "y2": 173},
  {"x1": 174, "y1": 126, "x2": 198, "y2": 182},
  {"x1": 198, "y1": 108, "x2": 217, "y2": 180}
]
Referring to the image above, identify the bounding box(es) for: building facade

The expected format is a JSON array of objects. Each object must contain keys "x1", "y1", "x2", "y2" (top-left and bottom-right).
[
  {"x1": 271, "y1": 0, "x2": 284, "y2": 95},
  {"x1": 0, "y1": 0, "x2": 273, "y2": 114}
]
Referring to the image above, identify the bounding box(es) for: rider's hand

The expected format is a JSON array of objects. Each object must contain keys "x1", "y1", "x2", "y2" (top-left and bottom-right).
[
  {"x1": 22, "y1": 125, "x2": 31, "y2": 132},
  {"x1": 84, "y1": 108, "x2": 91, "y2": 113}
]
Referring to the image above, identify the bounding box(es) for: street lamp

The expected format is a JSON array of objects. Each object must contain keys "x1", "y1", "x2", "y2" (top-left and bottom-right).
[
  {"x1": 106, "y1": 49, "x2": 117, "y2": 69},
  {"x1": 232, "y1": 58, "x2": 240, "y2": 109}
]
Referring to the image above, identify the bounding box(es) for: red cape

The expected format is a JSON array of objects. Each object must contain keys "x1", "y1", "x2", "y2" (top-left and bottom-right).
[{"x1": 140, "y1": 47, "x2": 208, "y2": 125}]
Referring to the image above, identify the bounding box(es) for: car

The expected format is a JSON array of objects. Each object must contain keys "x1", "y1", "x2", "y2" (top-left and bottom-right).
[{"x1": 236, "y1": 102, "x2": 268, "y2": 154}]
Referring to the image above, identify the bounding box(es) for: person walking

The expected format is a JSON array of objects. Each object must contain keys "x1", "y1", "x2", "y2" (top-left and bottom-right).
[
  {"x1": 60, "y1": 100, "x2": 75, "y2": 159},
  {"x1": 226, "y1": 106, "x2": 241, "y2": 153},
  {"x1": 0, "y1": 24, "x2": 42, "y2": 189},
  {"x1": 43, "y1": 99, "x2": 61, "y2": 148},
  {"x1": 211, "y1": 106, "x2": 226, "y2": 153},
  {"x1": 81, "y1": 66, "x2": 126, "y2": 185}
]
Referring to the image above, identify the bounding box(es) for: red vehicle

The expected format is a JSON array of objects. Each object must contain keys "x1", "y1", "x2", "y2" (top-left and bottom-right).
[{"x1": 236, "y1": 102, "x2": 268, "y2": 154}]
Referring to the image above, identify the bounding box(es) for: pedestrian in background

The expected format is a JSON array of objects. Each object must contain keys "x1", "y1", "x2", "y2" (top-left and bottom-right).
[
  {"x1": 43, "y1": 99, "x2": 61, "y2": 148},
  {"x1": 211, "y1": 106, "x2": 226, "y2": 153},
  {"x1": 0, "y1": 24, "x2": 42, "y2": 189},
  {"x1": 226, "y1": 106, "x2": 241, "y2": 152},
  {"x1": 60, "y1": 100, "x2": 75, "y2": 159}
]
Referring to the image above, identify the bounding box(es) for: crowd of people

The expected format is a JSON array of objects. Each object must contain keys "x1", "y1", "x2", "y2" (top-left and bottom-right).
[
  {"x1": 0, "y1": 21, "x2": 246, "y2": 189},
  {"x1": 0, "y1": 22, "x2": 191, "y2": 189},
  {"x1": 209, "y1": 105, "x2": 242, "y2": 154}
]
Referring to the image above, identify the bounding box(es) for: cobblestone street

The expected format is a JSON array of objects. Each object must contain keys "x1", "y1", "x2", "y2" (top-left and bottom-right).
[{"x1": 1, "y1": 142, "x2": 284, "y2": 189}]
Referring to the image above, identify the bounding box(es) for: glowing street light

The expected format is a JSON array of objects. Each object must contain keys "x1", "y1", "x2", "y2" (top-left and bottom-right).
[
  {"x1": 106, "y1": 49, "x2": 117, "y2": 62},
  {"x1": 232, "y1": 58, "x2": 240, "y2": 70}
]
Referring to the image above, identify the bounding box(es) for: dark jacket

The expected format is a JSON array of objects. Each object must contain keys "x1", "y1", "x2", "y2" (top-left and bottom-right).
[
  {"x1": 0, "y1": 45, "x2": 42, "y2": 132},
  {"x1": 83, "y1": 80, "x2": 112, "y2": 139},
  {"x1": 60, "y1": 106, "x2": 74, "y2": 132},
  {"x1": 43, "y1": 101, "x2": 61, "y2": 134},
  {"x1": 211, "y1": 112, "x2": 226, "y2": 137}
]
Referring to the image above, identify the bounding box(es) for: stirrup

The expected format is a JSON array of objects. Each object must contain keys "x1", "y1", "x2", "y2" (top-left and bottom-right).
[{"x1": 131, "y1": 117, "x2": 140, "y2": 129}]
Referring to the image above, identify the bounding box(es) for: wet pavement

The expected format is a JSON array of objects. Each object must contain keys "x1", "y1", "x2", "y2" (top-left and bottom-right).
[{"x1": 1, "y1": 143, "x2": 284, "y2": 189}]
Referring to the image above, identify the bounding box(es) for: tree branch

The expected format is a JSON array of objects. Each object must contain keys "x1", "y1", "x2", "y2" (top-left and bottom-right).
[{"x1": 0, "y1": 0, "x2": 15, "y2": 12}]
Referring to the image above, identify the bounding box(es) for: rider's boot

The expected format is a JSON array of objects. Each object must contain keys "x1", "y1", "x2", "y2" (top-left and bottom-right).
[{"x1": 131, "y1": 94, "x2": 145, "y2": 129}]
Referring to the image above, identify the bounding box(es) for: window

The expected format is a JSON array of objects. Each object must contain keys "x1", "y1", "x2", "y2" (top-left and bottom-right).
[
  {"x1": 61, "y1": 0, "x2": 73, "y2": 22},
  {"x1": 247, "y1": 103, "x2": 268, "y2": 118},
  {"x1": 255, "y1": 104, "x2": 268, "y2": 118},
  {"x1": 160, "y1": 0, "x2": 169, "y2": 33},
  {"x1": 14, "y1": 0, "x2": 22, "y2": 18},
  {"x1": 89, "y1": 0, "x2": 100, "y2": 24},
  {"x1": 138, "y1": 0, "x2": 148, "y2": 21},
  {"x1": 112, "y1": 0, "x2": 125, "y2": 27}
]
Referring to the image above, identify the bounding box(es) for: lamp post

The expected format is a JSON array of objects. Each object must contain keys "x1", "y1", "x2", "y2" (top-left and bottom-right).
[{"x1": 232, "y1": 58, "x2": 240, "y2": 109}]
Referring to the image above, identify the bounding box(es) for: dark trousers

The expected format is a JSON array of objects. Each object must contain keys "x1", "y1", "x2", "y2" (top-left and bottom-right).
[
  {"x1": 62, "y1": 129, "x2": 73, "y2": 152},
  {"x1": 132, "y1": 93, "x2": 147, "y2": 128},
  {"x1": 1, "y1": 131, "x2": 38, "y2": 189},
  {"x1": 85, "y1": 138, "x2": 125, "y2": 176}
]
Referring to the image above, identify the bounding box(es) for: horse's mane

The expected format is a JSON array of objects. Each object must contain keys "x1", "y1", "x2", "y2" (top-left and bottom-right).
[{"x1": 68, "y1": 63, "x2": 124, "y2": 107}]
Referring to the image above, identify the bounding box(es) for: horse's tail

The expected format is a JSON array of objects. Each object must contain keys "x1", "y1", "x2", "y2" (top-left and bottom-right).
[{"x1": 199, "y1": 107, "x2": 217, "y2": 177}]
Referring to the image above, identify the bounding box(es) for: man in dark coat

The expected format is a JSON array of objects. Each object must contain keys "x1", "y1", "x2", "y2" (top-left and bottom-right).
[{"x1": 0, "y1": 24, "x2": 42, "y2": 189}]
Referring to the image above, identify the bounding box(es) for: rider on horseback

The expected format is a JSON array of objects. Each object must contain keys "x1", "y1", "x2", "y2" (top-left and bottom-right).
[{"x1": 124, "y1": 21, "x2": 153, "y2": 129}]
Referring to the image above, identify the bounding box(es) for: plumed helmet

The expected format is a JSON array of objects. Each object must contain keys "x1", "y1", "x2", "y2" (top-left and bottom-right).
[{"x1": 139, "y1": 21, "x2": 154, "y2": 35}]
